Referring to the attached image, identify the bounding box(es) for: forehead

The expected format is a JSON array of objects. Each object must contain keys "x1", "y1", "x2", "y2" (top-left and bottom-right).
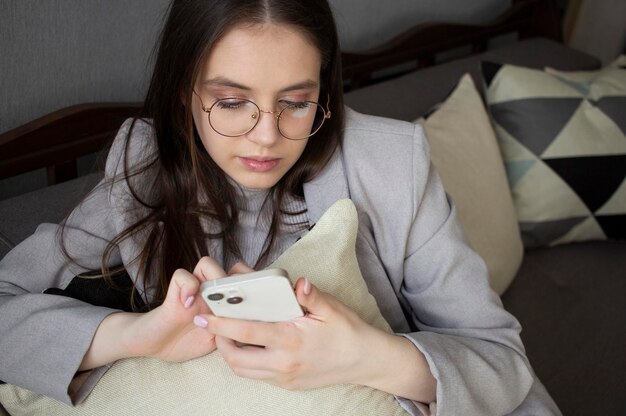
[{"x1": 199, "y1": 23, "x2": 322, "y2": 92}]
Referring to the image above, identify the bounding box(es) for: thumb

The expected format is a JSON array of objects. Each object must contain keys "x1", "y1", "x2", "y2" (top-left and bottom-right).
[
  {"x1": 295, "y1": 277, "x2": 333, "y2": 319},
  {"x1": 193, "y1": 256, "x2": 227, "y2": 282},
  {"x1": 168, "y1": 268, "x2": 202, "y2": 308},
  {"x1": 227, "y1": 262, "x2": 255, "y2": 275}
]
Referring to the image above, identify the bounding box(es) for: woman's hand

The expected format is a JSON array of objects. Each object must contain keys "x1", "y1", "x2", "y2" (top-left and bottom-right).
[
  {"x1": 197, "y1": 277, "x2": 367, "y2": 388},
  {"x1": 195, "y1": 277, "x2": 435, "y2": 402},
  {"x1": 79, "y1": 256, "x2": 240, "y2": 371},
  {"x1": 125, "y1": 265, "x2": 216, "y2": 362},
  {"x1": 131, "y1": 257, "x2": 254, "y2": 361}
]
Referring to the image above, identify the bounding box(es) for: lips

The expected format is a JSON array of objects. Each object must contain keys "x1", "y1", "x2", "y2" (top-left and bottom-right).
[{"x1": 238, "y1": 156, "x2": 280, "y2": 172}]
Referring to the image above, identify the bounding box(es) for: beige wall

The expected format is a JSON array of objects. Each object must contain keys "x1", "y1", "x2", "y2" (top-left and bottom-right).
[
  {"x1": 567, "y1": 0, "x2": 626, "y2": 65},
  {"x1": 0, "y1": 0, "x2": 171, "y2": 135},
  {"x1": 330, "y1": 0, "x2": 510, "y2": 52}
]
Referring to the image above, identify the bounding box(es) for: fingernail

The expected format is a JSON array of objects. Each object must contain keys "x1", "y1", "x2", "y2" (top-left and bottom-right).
[
  {"x1": 193, "y1": 315, "x2": 208, "y2": 328},
  {"x1": 184, "y1": 296, "x2": 195, "y2": 309},
  {"x1": 304, "y1": 278, "x2": 311, "y2": 295}
]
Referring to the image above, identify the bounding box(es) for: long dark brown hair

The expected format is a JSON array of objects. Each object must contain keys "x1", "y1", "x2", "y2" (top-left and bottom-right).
[{"x1": 62, "y1": 0, "x2": 344, "y2": 310}]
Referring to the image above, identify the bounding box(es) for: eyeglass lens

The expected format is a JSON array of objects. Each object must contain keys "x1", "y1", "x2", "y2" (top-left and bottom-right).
[{"x1": 208, "y1": 99, "x2": 325, "y2": 140}]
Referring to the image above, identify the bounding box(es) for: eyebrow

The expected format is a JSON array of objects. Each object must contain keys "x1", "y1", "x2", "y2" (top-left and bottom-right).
[{"x1": 202, "y1": 76, "x2": 319, "y2": 93}]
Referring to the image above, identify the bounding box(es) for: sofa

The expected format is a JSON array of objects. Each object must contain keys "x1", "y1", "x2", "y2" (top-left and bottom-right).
[{"x1": 1, "y1": 1, "x2": 625, "y2": 415}]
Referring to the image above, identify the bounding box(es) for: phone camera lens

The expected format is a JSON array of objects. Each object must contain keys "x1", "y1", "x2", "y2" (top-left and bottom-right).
[
  {"x1": 227, "y1": 296, "x2": 243, "y2": 304},
  {"x1": 208, "y1": 293, "x2": 224, "y2": 301}
]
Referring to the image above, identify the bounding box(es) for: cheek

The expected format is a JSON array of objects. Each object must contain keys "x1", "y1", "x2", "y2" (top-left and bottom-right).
[
  {"x1": 288, "y1": 141, "x2": 309, "y2": 165},
  {"x1": 192, "y1": 107, "x2": 220, "y2": 156},
  {"x1": 198, "y1": 130, "x2": 228, "y2": 163}
]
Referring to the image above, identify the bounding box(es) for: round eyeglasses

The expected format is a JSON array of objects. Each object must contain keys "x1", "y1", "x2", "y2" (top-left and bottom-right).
[{"x1": 194, "y1": 91, "x2": 331, "y2": 141}]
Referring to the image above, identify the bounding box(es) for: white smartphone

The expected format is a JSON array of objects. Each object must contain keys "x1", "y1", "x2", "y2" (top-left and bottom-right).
[{"x1": 199, "y1": 268, "x2": 304, "y2": 322}]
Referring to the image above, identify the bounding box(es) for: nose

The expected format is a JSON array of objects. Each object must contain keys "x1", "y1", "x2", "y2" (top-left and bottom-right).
[{"x1": 245, "y1": 109, "x2": 282, "y2": 147}]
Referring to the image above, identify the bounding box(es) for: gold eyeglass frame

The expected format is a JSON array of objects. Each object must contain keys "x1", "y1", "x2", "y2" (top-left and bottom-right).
[{"x1": 193, "y1": 90, "x2": 332, "y2": 141}]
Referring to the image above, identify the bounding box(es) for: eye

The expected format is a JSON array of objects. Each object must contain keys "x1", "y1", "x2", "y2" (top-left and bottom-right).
[
  {"x1": 280, "y1": 100, "x2": 311, "y2": 109},
  {"x1": 290, "y1": 101, "x2": 311, "y2": 110},
  {"x1": 215, "y1": 98, "x2": 249, "y2": 110}
]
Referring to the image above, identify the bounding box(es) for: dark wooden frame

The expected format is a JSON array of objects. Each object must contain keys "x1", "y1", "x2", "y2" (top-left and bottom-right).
[
  {"x1": 342, "y1": 0, "x2": 562, "y2": 90},
  {"x1": 0, "y1": 0, "x2": 562, "y2": 187},
  {"x1": 0, "y1": 103, "x2": 141, "y2": 185}
]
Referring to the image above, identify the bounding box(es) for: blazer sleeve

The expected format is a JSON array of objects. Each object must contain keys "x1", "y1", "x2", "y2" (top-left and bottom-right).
[
  {"x1": 337, "y1": 112, "x2": 560, "y2": 415},
  {"x1": 0, "y1": 118, "x2": 150, "y2": 405},
  {"x1": 397, "y1": 127, "x2": 539, "y2": 415}
]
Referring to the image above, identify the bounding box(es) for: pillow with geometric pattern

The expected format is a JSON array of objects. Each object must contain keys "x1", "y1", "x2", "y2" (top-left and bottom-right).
[{"x1": 482, "y1": 56, "x2": 626, "y2": 248}]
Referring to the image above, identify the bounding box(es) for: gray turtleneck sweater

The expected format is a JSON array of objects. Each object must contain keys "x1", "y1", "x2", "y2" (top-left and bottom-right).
[{"x1": 230, "y1": 186, "x2": 308, "y2": 270}]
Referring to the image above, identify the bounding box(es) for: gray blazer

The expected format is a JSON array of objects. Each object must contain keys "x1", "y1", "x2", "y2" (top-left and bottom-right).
[{"x1": 0, "y1": 108, "x2": 560, "y2": 415}]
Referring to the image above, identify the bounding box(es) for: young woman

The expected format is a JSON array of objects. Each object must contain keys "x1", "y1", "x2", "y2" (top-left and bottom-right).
[{"x1": 0, "y1": 1, "x2": 561, "y2": 414}]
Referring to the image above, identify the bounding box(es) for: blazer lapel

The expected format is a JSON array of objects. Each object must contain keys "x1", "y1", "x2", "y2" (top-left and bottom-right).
[{"x1": 303, "y1": 145, "x2": 350, "y2": 225}]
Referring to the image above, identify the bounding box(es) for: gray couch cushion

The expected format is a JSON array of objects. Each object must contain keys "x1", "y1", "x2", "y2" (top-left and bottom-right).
[
  {"x1": 502, "y1": 241, "x2": 626, "y2": 416},
  {"x1": 344, "y1": 38, "x2": 601, "y2": 120},
  {"x1": 0, "y1": 173, "x2": 102, "y2": 259}
]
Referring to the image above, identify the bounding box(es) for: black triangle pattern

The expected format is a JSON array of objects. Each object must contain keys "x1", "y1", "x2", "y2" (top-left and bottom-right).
[
  {"x1": 520, "y1": 217, "x2": 589, "y2": 248},
  {"x1": 481, "y1": 61, "x2": 626, "y2": 245},
  {"x1": 489, "y1": 98, "x2": 582, "y2": 156},
  {"x1": 543, "y1": 155, "x2": 626, "y2": 212},
  {"x1": 594, "y1": 96, "x2": 626, "y2": 135},
  {"x1": 595, "y1": 215, "x2": 626, "y2": 239},
  {"x1": 481, "y1": 61, "x2": 503, "y2": 87}
]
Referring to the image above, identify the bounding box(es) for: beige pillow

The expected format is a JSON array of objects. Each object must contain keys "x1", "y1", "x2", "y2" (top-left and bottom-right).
[
  {"x1": 0, "y1": 199, "x2": 408, "y2": 416},
  {"x1": 415, "y1": 73, "x2": 523, "y2": 295}
]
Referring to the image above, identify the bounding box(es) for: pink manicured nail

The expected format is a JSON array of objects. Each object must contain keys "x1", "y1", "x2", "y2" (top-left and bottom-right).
[
  {"x1": 193, "y1": 316, "x2": 209, "y2": 328},
  {"x1": 184, "y1": 296, "x2": 195, "y2": 309},
  {"x1": 304, "y1": 278, "x2": 311, "y2": 295}
]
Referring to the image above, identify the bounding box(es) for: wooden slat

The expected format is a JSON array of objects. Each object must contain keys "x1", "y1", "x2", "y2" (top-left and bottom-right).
[
  {"x1": 0, "y1": 103, "x2": 142, "y2": 184},
  {"x1": 342, "y1": 0, "x2": 562, "y2": 90}
]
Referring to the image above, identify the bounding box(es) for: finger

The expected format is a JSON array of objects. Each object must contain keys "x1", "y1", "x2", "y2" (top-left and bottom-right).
[
  {"x1": 207, "y1": 315, "x2": 284, "y2": 347},
  {"x1": 216, "y1": 336, "x2": 311, "y2": 389},
  {"x1": 225, "y1": 367, "x2": 276, "y2": 382},
  {"x1": 294, "y1": 277, "x2": 333, "y2": 320},
  {"x1": 215, "y1": 336, "x2": 280, "y2": 375},
  {"x1": 227, "y1": 262, "x2": 255, "y2": 275},
  {"x1": 193, "y1": 256, "x2": 227, "y2": 281},
  {"x1": 170, "y1": 268, "x2": 202, "y2": 308},
  {"x1": 193, "y1": 313, "x2": 214, "y2": 329}
]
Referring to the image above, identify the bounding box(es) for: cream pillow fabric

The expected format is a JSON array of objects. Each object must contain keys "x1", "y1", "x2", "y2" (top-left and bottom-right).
[
  {"x1": 415, "y1": 73, "x2": 523, "y2": 295},
  {"x1": 0, "y1": 199, "x2": 407, "y2": 416}
]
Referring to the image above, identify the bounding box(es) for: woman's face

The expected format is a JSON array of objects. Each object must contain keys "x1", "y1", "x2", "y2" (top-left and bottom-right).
[{"x1": 192, "y1": 23, "x2": 322, "y2": 190}]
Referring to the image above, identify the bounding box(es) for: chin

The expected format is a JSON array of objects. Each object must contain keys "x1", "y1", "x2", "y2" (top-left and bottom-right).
[{"x1": 235, "y1": 175, "x2": 281, "y2": 190}]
